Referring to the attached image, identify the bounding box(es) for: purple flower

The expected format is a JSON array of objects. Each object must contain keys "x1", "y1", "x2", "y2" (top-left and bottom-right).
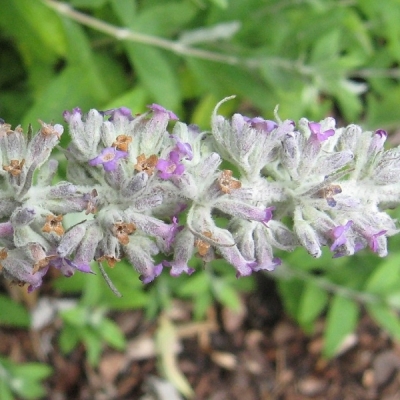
[
  {"x1": 243, "y1": 116, "x2": 277, "y2": 133},
  {"x1": 156, "y1": 151, "x2": 185, "y2": 179},
  {"x1": 101, "y1": 107, "x2": 134, "y2": 121},
  {"x1": 89, "y1": 147, "x2": 128, "y2": 172},
  {"x1": 368, "y1": 230, "x2": 387, "y2": 253},
  {"x1": 170, "y1": 135, "x2": 193, "y2": 160},
  {"x1": 330, "y1": 221, "x2": 353, "y2": 251},
  {"x1": 251, "y1": 257, "x2": 281, "y2": 272},
  {"x1": 308, "y1": 122, "x2": 335, "y2": 142},
  {"x1": 147, "y1": 103, "x2": 178, "y2": 121},
  {"x1": 368, "y1": 129, "x2": 387, "y2": 155},
  {"x1": 49, "y1": 256, "x2": 92, "y2": 276},
  {"x1": 140, "y1": 263, "x2": 163, "y2": 284},
  {"x1": 63, "y1": 107, "x2": 82, "y2": 123},
  {"x1": 163, "y1": 260, "x2": 195, "y2": 277}
]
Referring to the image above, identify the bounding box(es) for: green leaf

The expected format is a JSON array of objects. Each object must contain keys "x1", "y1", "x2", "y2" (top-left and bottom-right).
[
  {"x1": 310, "y1": 30, "x2": 341, "y2": 63},
  {"x1": 323, "y1": 295, "x2": 359, "y2": 358},
  {"x1": 209, "y1": 0, "x2": 229, "y2": 8},
  {"x1": 367, "y1": 303, "x2": 400, "y2": 341},
  {"x1": 193, "y1": 292, "x2": 213, "y2": 320},
  {"x1": 132, "y1": 2, "x2": 197, "y2": 36},
  {"x1": 109, "y1": 0, "x2": 138, "y2": 25},
  {"x1": 70, "y1": 0, "x2": 108, "y2": 7},
  {"x1": 212, "y1": 280, "x2": 241, "y2": 311},
  {"x1": 125, "y1": 45, "x2": 181, "y2": 111},
  {"x1": 83, "y1": 328, "x2": 103, "y2": 366},
  {"x1": 0, "y1": 381, "x2": 14, "y2": 400},
  {"x1": 9, "y1": 363, "x2": 52, "y2": 380},
  {"x1": 365, "y1": 256, "x2": 400, "y2": 295},
  {"x1": 297, "y1": 282, "x2": 328, "y2": 330},
  {"x1": 176, "y1": 272, "x2": 210, "y2": 297},
  {"x1": 58, "y1": 325, "x2": 80, "y2": 354},
  {"x1": 102, "y1": 86, "x2": 148, "y2": 115},
  {"x1": 98, "y1": 318, "x2": 126, "y2": 350},
  {"x1": 277, "y1": 278, "x2": 304, "y2": 320},
  {"x1": 53, "y1": 272, "x2": 87, "y2": 293},
  {"x1": 0, "y1": 295, "x2": 30, "y2": 328},
  {"x1": 11, "y1": 380, "x2": 48, "y2": 400},
  {"x1": 60, "y1": 306, "x2": 88, "y2": 327},
  {"x1": 1, "y1": 0, "x2": 67, "y2": 59}
]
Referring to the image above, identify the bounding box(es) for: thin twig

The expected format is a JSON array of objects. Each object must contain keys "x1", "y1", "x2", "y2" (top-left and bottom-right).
[
  {"x1": 43, "y1": 0, "x2": 242, "y2": 66},
  {"x1": 97, "y1": 261, "x2": 122, "y2": 297},
  {"x1": 42, "y1": 0, "x2": 400, "y2": 86}
]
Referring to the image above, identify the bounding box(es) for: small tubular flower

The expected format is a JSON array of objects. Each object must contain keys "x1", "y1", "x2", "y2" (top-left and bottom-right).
[{"x1": 89, "y1": 147, "x2": 128, "y2": 172}]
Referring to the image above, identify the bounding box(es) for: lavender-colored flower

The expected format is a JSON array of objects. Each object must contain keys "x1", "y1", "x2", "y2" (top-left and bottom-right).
[
  {"x1": 308, "y1": 122, "x2": 335, "y2": 142},
  {"x1": 89, "y1": 147, "x2": 128, "y2": 172},
  {"x1": 156, "y1": 151, "x2": 185, "y2": 179},
  {"x1": 330, "y1": 221, "x2": 353, "y2": 252},
  {"x1": 101, "y1": 107, "x2": 134, "y2": 121},
  {"x1": 368, "y1": 229, "x2": 387, "y2": 253},
  {"x1": 368, "y1": 129, "x2": 387, "y2": 155},
  {"x1": 48, "y1": 255, "x2": 93, "y2": 276},
  {"x1": 243, "y1": 116, "x2": 277, "y2": 133},
  {"x1": 63, "y1": 107, "x2": 82, "y2": 123},
  {"x1": 147, "y1": 103, "x2": 178, "y2": 121},
  {"x1": 170, "y1": 135, "x2": 193, "y2": 160},
  {"x1": 163, "y1": 259, "x2": 195, "y2": 277}
]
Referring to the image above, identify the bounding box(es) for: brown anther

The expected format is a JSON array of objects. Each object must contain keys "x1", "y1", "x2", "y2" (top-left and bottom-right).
[
  {"x1": 42, "y1": 214, "x2": 64, "y2": 236},
  {"x1": 85, "y1": 189, "x2": 98, "y2": 215},
  {"x1": 32, "y1": 258, "x2": 50, "y2": 275},
  {"x1": 3, "y1": 159, "x2": 25, "y2": 176},
  {"x1": 97, "y1": 255, "x2": 121, "y2": 268},
  {"x1": 218, "y1": 170, "x2": 242, "y2": 194},
  {"x1": 39, "y1": 120, "x2": 61, "y2": 138},
  {"x1": 317, "y1": 184, "x2": 342, "y2": 199},
  {"x1": 0, "y1": 248, "x2": 8, "y2": 260},
  {"x1": 0, "y1": 248, "x2": 7, "y2": 271},
  {"x1": 112, "y1": 222, "x2": 136, "y2": 245},
  {"x1": 10, "y1": 280, "x2": 26, "y2": 288},
  {"x1": 112, "y1": 135, "x2": 132, "y2": 152},
  {"x1": 134, "y1": 153, "x2": 158, "y2": 176},
  {"x1": 195, "y1": 231, "x2": 213, "y2": 257},
  {"x1": 317, "y1": 184, "x2": 342, "y2": 207},
  {"x1": 0, "y1": 123, "x2": 12, "y2": 134}
]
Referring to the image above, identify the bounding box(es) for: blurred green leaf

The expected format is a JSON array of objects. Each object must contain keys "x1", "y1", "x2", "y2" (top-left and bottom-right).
[
  {"x1": 323, "y1": 294, "x2": 359, "y2": 358},
  {"x1": 367, "y1": 303, "x2": 400, "y2": 341},
  {"x1": 70, "y1": 0, "x2": 108, "y2": 7},
  {"x1": 8, "y1": 363, "x2": 52, "y2": 380},
  {"x1": 124, "y1": 45, "x2": 181, "y2": 111},
  {"x1": 193, "y1": 291, "x2": 213, "y2": 320},
  {"x1": 83, "y1": 327, "x2": 103, "y2": 366},
  {"x1": 60, "y1": 306, "x2": 87, "y2": 327},
  {"x1": 365, "y1": 256, "x2": 400, "y2": 295},
  {"x1": 0, "y1": 381, "x2": 14, "y2": 400},
  {"x1": 98, "y1": 318, "x2": 126, "y2": 349},
  {"x1": 59, "y1": 324, "x2": 81, "y2": 354},
  {"x1": 212, "y1": 279, "x2": 241, "y2": 311},
  {"x1": 176, "y1": 272, "x2": 210, "y2": 296},
  {"x1": 297, "y1": 282, "x2": 328, "y2": 331},
  {"x1": 0, "y1": 295, "x2": 30, "y2": 328},
  {"x1": 277, "y1": 278, "x2": 304, "y2": 320},
  {"x1": 1, "y1": 0, "x2": 67, "y2": 60}
]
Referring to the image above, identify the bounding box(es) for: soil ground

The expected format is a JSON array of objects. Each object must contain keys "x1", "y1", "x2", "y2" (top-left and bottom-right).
[{"x1": 2, "y1": 275, "x2": 400, "y2": 400}]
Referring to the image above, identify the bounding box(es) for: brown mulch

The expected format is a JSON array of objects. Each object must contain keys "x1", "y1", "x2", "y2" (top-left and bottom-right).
[{"x1": 2, "y1": 275, "x2": 400, "y2": 400}]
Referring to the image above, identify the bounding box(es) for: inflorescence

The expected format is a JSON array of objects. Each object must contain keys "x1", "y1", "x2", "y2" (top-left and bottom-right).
[{"x1": 0, "y1": 97, "x2": 398, "y2": 292}]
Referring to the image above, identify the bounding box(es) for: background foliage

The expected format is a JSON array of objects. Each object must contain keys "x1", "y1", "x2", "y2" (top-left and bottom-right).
[{"x1": 2, "y1": 0, "x2": 400, "y2": 398}]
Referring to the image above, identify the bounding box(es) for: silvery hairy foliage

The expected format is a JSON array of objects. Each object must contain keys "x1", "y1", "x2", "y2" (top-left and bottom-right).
[{"x1": 0, "y1": 97, "x2": 398, "y2": 292}]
